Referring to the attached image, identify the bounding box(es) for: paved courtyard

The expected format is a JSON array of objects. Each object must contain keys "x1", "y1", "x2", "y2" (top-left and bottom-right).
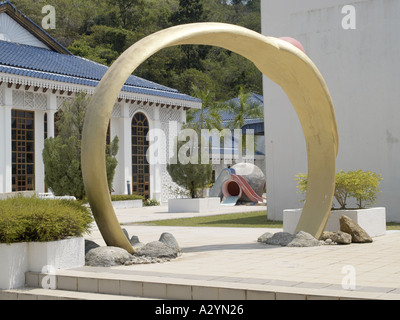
[{"x1": 79, "y1": 205, "x2": 400, "y2": 300}]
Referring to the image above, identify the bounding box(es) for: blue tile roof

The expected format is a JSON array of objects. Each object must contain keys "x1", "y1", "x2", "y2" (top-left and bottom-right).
[{"x1": 0, "y1": 40, "x2": 201, "y2": 103}]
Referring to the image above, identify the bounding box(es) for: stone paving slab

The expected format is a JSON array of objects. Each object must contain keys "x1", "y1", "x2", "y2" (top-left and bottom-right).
[{"x1": 83, "y1": 221, "x2": 400, "y2": 300}]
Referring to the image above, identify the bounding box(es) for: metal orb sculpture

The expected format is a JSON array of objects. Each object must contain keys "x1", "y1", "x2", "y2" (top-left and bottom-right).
[{"x1": 81, "y1": 23, "x2": 339, "y2": 253}]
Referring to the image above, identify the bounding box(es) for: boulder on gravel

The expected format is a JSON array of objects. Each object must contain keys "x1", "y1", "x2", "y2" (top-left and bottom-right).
[
  {"x1": 85, "y1": 246, "x2": 132, "y2": 267},
  {"x1": 159, "y1": 232, "x2": 181, "y2": 253},
  {"x1": 321, "y1": 231, "x2": 352, "y2": 245},
  {"x1": 257, "y1": 232, "x2": 273, "y2": 243},
  {"x1": 262, "y1": 231, "x2": 321, "y2": 247},
  {"x1": 135, "y1": 241, "x2": 179, "y2": 259}
]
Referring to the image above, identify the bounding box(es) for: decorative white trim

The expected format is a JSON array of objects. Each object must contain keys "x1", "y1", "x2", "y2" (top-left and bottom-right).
[
  {"x1": 12, "y1": 89, "x2": 47, "y2": 110},
  {"x1": 0, "y1": 71, "x2": 202, "y2": 111}
]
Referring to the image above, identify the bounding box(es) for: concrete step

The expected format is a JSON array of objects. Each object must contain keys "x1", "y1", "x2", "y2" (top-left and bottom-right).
[
  {"x1": 21, "y1": 269, "x2": 382, "y2": 300},
  {"x1": 25, "y1": 270, "x2": 200, "y2": 300},
  {"x1": 0, "y1": 287, "x2": 152, "y2": 300}
]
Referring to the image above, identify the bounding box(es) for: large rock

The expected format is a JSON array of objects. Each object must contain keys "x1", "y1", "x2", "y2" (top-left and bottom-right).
[
  {"x1": 85, "y1": 239, "x2": 100, "y2": 255},
  {"x1": 85, "y1": 246, "x2": 132, "y2": 267},
  {"x1": 321, "y1": 231, "x2": 352, "y2": 245},
  {"x1": 264, "y1": 232, "x2": 294, "y2": 246},
  {"x1": 287, "y1": 231, "x2": 322, "y2": 247},
  {"x1": 257, "y1": 232, "x2": 273, "y2": 243},
  {"x1": 262, "y1": 231, "x2": 321, "y2": 247},
  {"x1": 135, "y1": 241, "x2": 179, "y2": 259},
  {"x1": 159, "y1": 233, "x2": 181, "y2": 253},
  {"x1": 340, "y1": 215, "x2": 373, "y2": 243},
  {"x1": 122, "y1": 228, "x2": 145, "y2": 249}
]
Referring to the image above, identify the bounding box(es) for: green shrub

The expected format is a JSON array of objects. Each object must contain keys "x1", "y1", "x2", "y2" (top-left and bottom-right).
[
  {"x1": 345, "y1": 170, "x2": 383, "y2": 209},
  {"x1": 295, "y1": 170, "x2": 383, "y2": 209},
  {"x1": 0, "y1": 197, "x2": 93, "y2": 244},
  {"x1": 110, "y1": 194, "x2": 144, "y2": 202},
  {"x1": 143, "y1": 198, "x2": 160, "y2": 207}
]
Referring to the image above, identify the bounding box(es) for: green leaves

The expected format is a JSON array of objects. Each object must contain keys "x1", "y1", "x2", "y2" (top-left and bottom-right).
[
  {"x1": 295, "y1": 170, "x2": 383, "y2": 209},
  {"x1": 167, "y1": 138, "x2": 213, "y2": 199},
  {"x1": 0, "y1": 197, "x2": 93, "y2": 244},
  {"x1": 343, "y1": 170, "x2": 383, "y2": 209},
  {"x1": 43, "y1": 92, "x2": 119, "y2": 199},
  {"x1": 223, "y1": 86, "x2": 264, "y2": 130}
]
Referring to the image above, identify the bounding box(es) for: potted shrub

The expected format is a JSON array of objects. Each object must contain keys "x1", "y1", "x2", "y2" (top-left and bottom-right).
[
  {"x1": 166, "y1": 138, "x2": 220, "y2": 213},
  {"x1": 0, "y1": 196, "x2": 92, "y2": 289},
  {"x1": 111, "y1": 194, "x2": 144, "y2": 209},
  {"x1": 284, "y1": 170, "x2": 386, "y2": 237}
]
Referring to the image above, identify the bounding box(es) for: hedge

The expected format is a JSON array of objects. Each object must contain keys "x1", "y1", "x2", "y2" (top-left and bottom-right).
[
  {"x1": 110, "y1": 194, "x2": 144, "y2": 202},
  {"x1": 0, "y1": 196, "x2": 93, "y2": 244}
]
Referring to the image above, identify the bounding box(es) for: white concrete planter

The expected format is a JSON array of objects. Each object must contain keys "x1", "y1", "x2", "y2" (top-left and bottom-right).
[
  {"x1": 168, "y1": 197, "x2": 221, "y2": 213},
  {"x1": 0, "y1": 243, "x2": 28, "y2": 290},
  {"x1": 283, "y1": 207, "x2": 386, "y2": 237},
  {"x1": 28, "y1": 237, "x2": 85, "y2": 273},
  {"x1": 112, "y1": 199, "x2": 143, "y2": 209},
  {"x1": 0, "y1": 237, "x2": 84, "y2": 289}
]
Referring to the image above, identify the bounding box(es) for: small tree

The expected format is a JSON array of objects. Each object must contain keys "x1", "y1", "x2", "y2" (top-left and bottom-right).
[
  {"x1": 167, "y1": 135, "x2": 213, "y2": 199},
  {"x1": 346, "y1": 170, "x2": 383, "y2": 209},
  {"x1": 295, "y1": 170, "x2": 383, "y2": 209},
  {"x1": 43, "y1": 92, "x2": 119, "y2": 199}
]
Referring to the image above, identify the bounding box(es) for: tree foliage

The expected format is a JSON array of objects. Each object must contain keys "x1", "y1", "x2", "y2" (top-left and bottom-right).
[
  {"x1": 11, "y1": 0, "x2": 262, "y2": 101},
  {"x1": 42, "y1": 92, "x2": 119, "y2": 199},
  {"x1": 295, "y1": 170, "x2": 383, "y2": 209},
  {"x1": 223, "y1": 86, "x2": 264, "y2": 129},
  {"x1": 167, "y1": 134, "x2": 213, "y2": 198}
]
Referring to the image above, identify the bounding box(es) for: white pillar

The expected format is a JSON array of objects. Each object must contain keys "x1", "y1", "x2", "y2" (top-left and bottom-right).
[
  {"x1": 35, "y1": 110, "x2": 45, "y2": 193},
  {"x1": 47, "y1": 94, "x2": 57, "y2": 138},
  {"x1": 113, "y1": 102, "x2": 132, "y2": 195},
  {"x1": 0, "y1": 106, "x2": 6, "y2": 193},
  {"x1": 3, "y1": 87, "x2": 13, "y2": 193},
  {"x1": 151, "y1": 107, "x2": 162, "y2": 202}
]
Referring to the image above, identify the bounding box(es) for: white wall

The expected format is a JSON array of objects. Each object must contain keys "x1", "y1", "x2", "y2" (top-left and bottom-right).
[{"x1": 262, "y1": 0, "x2": 400, "y2": 221}]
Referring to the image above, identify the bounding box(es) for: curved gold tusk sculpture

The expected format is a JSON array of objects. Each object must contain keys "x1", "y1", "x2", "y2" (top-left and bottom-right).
[{"x1": 81, "y1": 23, "x2": 338, "y2": 253}]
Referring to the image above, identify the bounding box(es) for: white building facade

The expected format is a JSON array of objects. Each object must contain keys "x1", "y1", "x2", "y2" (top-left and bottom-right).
[
  {"x1": 0, "y1": 1, "x2": 201, "y2": 202},
  {"x1": 262, "y1": 0, "x2": 400, "y2": 221}
]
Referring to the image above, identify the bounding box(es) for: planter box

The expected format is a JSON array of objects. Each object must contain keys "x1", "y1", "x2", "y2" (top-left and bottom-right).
[
  {"x1": 112, "y1": 199, "x2": 143, "y2": 209},
  {"x1": 28, "y1": 237, "x2": 85, "y2": 273},
  {"x1": 283, "y1": 207, "x2": 386, "y2": 237},
  {"x1": 168, "y1": 197, "x2": 221, "y2": 213},
  {"x1": 0, "y1": 237, "x2": 84, "y2": 290},
  {"x1": 0, "y1": 243, "x2": 28, "y2": 290}
]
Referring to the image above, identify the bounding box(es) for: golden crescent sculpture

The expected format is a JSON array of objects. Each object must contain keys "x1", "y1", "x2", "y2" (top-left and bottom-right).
[{"x1": 81, "y1": 23, "x2": 339, "y2": 253}]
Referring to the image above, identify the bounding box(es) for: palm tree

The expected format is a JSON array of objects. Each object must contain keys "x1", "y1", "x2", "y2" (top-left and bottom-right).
[
  {"x1": 222, "y1": 87, "x2": 264, "y2": 158},
  {"x1": 224, "y1": 86, "x2": 264, "y2": 130},
  {"x1": 186, "y1": 85, "x2": 223, "y2": 132}
]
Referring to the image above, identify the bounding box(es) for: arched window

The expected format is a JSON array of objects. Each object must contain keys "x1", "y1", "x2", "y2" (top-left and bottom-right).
[
  {"x1": 11, "y1": 110, "x2": 35, "y2": 191},
  {"x1": 131, "y1": 112, "x2": 150, "y2": 199}
]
